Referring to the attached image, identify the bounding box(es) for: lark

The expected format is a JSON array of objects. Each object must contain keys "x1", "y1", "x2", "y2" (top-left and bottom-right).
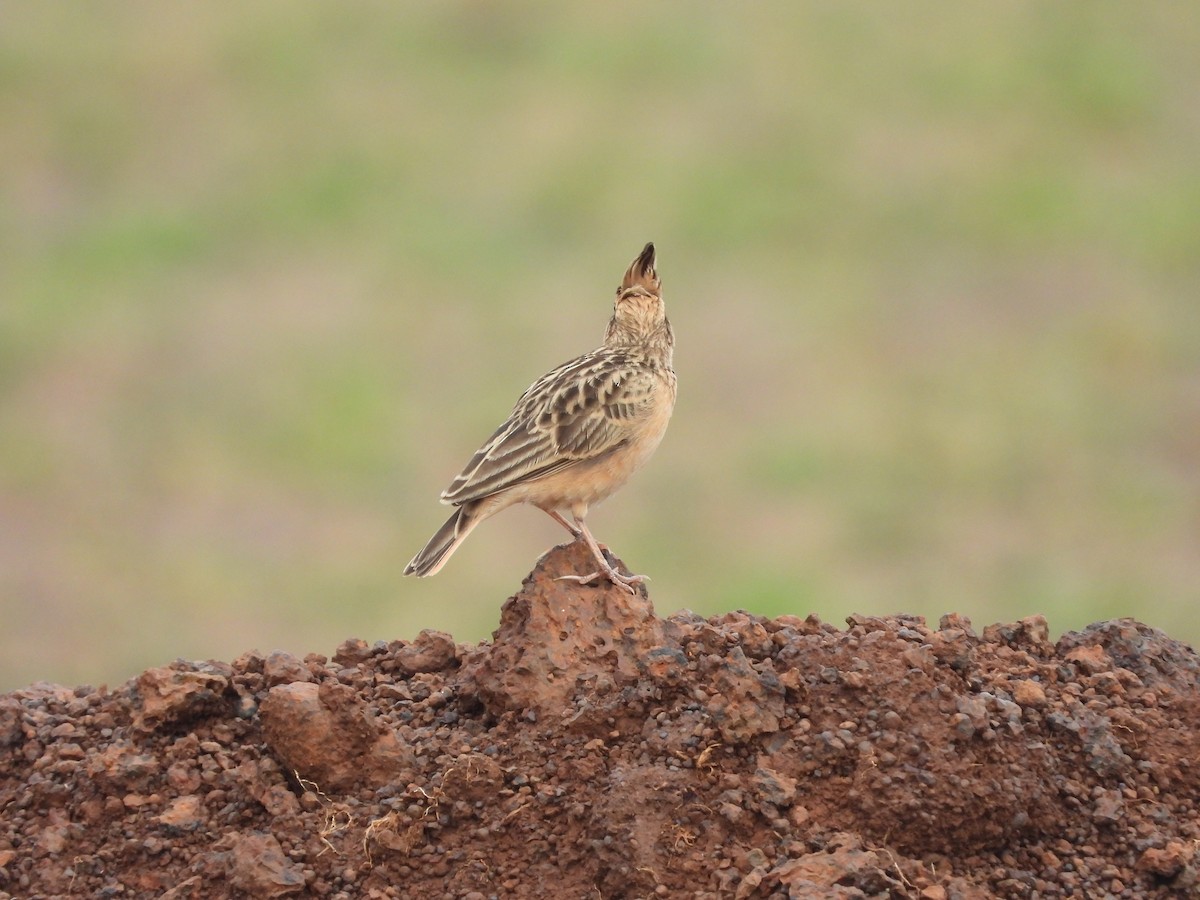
[{"x1": 404, "y1": 242, "x2": 676, "y2": 593}]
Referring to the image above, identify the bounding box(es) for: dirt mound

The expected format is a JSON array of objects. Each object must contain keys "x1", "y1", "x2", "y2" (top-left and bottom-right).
[{"x1": 3, "y1": 541, "x2": 1199, "y2": 898}]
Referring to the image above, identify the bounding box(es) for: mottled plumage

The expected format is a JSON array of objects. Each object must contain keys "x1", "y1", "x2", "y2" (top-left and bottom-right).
[{"x1": 404, "y1": 242, "x2": 675, "y2": 592}]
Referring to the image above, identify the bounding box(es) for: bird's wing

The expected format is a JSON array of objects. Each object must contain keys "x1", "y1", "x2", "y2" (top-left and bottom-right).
[{"x1": 440, "y1": 351, "x2": 656, "y2": 505}]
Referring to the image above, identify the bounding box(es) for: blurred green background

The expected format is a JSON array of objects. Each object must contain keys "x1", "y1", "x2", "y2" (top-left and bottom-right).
[{"x1": 2, "y1": 3, "x2": 1198, "y2": 691}]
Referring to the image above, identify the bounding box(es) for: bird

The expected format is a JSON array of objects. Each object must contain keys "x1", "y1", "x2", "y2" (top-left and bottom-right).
[{"x1": 404, "y1": 242, "x2": 676, "y2": 594}]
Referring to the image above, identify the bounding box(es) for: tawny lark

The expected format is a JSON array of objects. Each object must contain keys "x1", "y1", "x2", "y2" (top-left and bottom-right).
[{"x1": 404, "y1": 242, "x2": 675, "y2": 593}]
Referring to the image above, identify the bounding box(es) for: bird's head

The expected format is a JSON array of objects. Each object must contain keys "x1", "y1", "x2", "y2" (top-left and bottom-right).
[{"x1": 605, "y1": 242, "x2": 671, "y2": 350}]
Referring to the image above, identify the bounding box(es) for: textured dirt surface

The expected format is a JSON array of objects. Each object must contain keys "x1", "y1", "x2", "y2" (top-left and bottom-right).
[{"x1": 3, "y1": 540, "x2": 1200, "y2": 899}]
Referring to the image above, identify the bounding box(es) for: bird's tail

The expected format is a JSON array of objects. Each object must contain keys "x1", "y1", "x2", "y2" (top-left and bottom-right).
[{"x1": 403, "y1": 503, "x2": 483, "y2": 577}]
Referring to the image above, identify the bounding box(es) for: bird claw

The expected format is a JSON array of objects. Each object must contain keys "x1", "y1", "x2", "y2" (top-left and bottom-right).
[
  {"x1": 557, "y1": 568, "x2": 646, "y2": 595},
  {"x1": 552, "y1": 516, "x2": 646, "y2": 594}
]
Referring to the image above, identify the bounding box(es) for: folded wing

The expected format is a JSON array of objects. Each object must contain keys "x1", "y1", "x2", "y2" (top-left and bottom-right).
[{"x1": 440, "y1": 351, "x2": 655, "y2": 505}]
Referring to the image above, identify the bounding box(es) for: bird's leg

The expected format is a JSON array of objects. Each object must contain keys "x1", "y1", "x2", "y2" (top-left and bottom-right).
[
  {"x1": 541, "y1": 508, "x2": 582, "y2": 540},
  {"x1": 541, "y1": 508, "x2": 611, "y2": 551},
  {"x1": 556, "y1": 515, "x2": 646, "y2": 595}
]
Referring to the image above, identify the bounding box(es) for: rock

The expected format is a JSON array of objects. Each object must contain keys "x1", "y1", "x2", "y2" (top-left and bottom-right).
[
  {"x1": 708, "y1": 647, "x2": 784, "y2": 743},
  {"x1": 134, "y1": 664, "x2": 230, "y2": 732},
  {"x1": 1058, "y1": 619, "x2": 1200, "y2": 692},
  {"x1": 1046, "y1": 701, "x2": 1133, "y2": 778},
  {"x1": 36, "y1": 824, "x2": 70, "y2": 855},
  {"x1": 0, "y1": 698, "x2": 24, "y2": 747},
  {"x1": 1012, "y1": 678, "x2": 1047, "y2": 709},
  {"x1": 263, "y1": 650, "x2": 313, "y2": 686},
  {"x1": 212, "y1": 831, "x2": 306, "y2": 896},
  {"x1": 85, "y1": 742, "x2": 160, "y2": 790},
  {"x1": 712, "y1": 610, "x2": 775, "y2": 659},
  {"x1": 332, "y1": 638, "x2": 374, "y2": 666},
  {"x1": 643, "y1": 645, "x2": 689, "y2": 685},
  {"x1": 459, "y1": 541, "x2": 670, "y2": 715},
  {"x1": 753, "y1": 766, "x2": 797, "y2": 807},
  {"x1": 156, "y1": 794, "x2": 204, "y2": 830},
  {"x1": 938, "y1": 612, "x2": 976, "y2": 636},
  {"x1": 394, "y1": 629, "x2": 459, "y2": 675},
  {"x1": 1137, "y1": 841, "x2": 1193, "y2": 877},
  {"x1": 769, "y1": 833, "x2": 902, "y2": 893},
  {"x1": 902, "y1": 644, "x2": 935, "y2": 672},
  {"x1": 1092, "y1": 790, "x2": 1123, "y2": 825},
  {"x1": 1066, "y1": 644, "x2": 1113, "y2": 675},
  {"x1": 983, "y1": 615, "x2": 1053, "y2": 653},
  {"x1": 259, "y1": 680, "x2": 414, "y2": 792},
  {"x1": 928, "y1": 628, "x2": 975, "y2": 672}
]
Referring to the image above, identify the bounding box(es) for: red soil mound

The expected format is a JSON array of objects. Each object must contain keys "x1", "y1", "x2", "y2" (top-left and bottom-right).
[{"x1": 2, "y1": 541, "x2": 1198, "y2": 898}]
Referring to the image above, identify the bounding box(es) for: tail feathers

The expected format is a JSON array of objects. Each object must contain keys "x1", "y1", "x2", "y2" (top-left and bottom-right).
[
  {"x1": 404, "y1": 504, "x2": 481, "y2": 577},
  {"x1": 620, "y1": 242, "x2": 659, "y2": 294}
]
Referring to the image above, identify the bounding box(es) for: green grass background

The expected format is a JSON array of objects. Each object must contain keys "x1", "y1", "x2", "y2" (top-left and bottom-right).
[{"x1": 2, "y1": 3, "x2": 1198, "y2": 691}]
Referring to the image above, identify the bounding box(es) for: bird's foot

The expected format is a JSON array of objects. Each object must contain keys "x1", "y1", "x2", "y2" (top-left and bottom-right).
[{"x1": 557, "y1": 565, "x2": 647, "y2": 595}]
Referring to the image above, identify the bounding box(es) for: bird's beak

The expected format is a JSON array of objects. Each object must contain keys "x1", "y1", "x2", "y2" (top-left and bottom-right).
[{"x1": 620, "y1": 242, "x2": 658, "y2": 292}]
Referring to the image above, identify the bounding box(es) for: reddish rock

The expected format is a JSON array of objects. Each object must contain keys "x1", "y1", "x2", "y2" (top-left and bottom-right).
[
  {"x1": 85, "y1": 741, "x2": 160, "y2": 790},
  {"x1": 156, "y1": 794, "x2": 204, "y2": 830},
  {"x1": 767, "y1": 833, "x2": 902, "y2": 894},
  {"x1": 753, "y1": 765, "x2": 798, "y2": 807},
  {"x1": 134, "y1": 663, "x2": 230, "y2": 732},
  {"x1": 459, "y1": 541, "x2": 670, "y2": 715},
  {"x1": 708, "y1": 646, "x2": 784, "y2": 743},
  {"x1": 394, "y1": 629, "x2": 459, "y2": 675},
  {"x1": 259, "y1": 680, "x2": 414, "y2": 792},
  {"x1": 211, "y1": 831, "x2": 306, "y2": 896},
  {"x1": 938, "y1": 612, "x2": 976, "y2": 636},
  {"x1": 1066, "y1": 644, "x2": 1114, "y2": 674},
  {"x1": 1013, "y1": 678, "x2": 1048, "y2": 708},
  {"x1": 263, "y1": 650, "x2": 313, "y2": 686},
  {"x1": 0, "y1": 698, "x2": 23, "y2": 747},
  {"x1": 983, "y1": 614, "x2": 1053, "y2": 653},
  {"x1": 1137, "y1": 840, "x2": 1195, "y2": 878},
  {"x1": 332, "y1": 637, "x2": 374, "y2": 666}
]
